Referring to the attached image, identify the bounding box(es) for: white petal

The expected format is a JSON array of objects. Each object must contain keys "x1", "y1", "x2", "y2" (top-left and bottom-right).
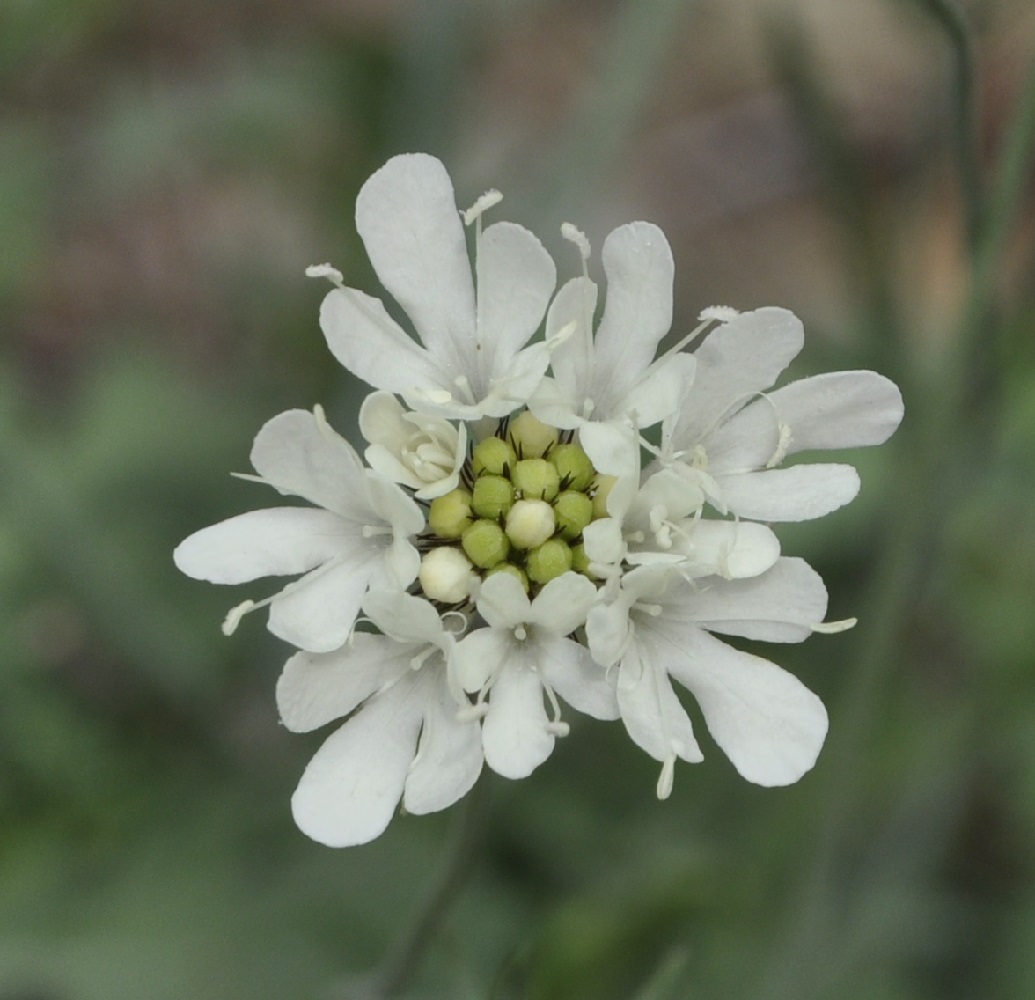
[
  {"x1": 538, "y1": 635, "x2": 618, "y2": 720},
  {"x1": 669, "y1": 520, "x2": 781, "y2": 579},
  {"x1": 545, "y1": 275, "x2": 598, "y2": 402},
  {"x1": 616, "y1": 631, "x2": 702, "y2": 764},
  {"x1": 403, "y1": 674, "x2": 483, "y2": 815},
  {"x1": 173, "y1": 508, "x2": 349, "y2": 584},
  {"x1": 355, "y1": 153, "x2": 475, "y2": 370},
  {"x1": 706, "y1": 370, "x2": 904, "y2": 473},
  {"x1": 363, "y1": 590, "x2": 449, "y2": 647},
  {"x1": 291, "y1": 678, "x2": 423, "y2": 847},
  {"x1": 718, "y1": 464, "x2": 860, "y2": 521},
  {"x1": 475, "y1": 572, "x2": 531, "y2": 630},
  {"x1": 479, "y1": 342, "x2": 552, "y2": 418},
  {"x1": 268, "y1": 555, "x2": 378, "y2": 652},
  {"x1": 276, "y1": 634, "x2": 411, "y2": 732},
  {"x1": 585, "y1": 597, "x2": 632, "y2": 669},
  {"x1": 452, "y1": 628, "x2": 502, "y2": 693},
  {"x1": 615, "y1": 352, "x2": 695, "y2": 428},
  {"x1": 528, "y1": 374, "x2": 582, "y2": 431},
  {"x1": 528, "y1": 571, "x2": 597, "y2": 636},
  {"x1": 319, "y1": 286, "x2": 445, "y2": 396},
  {"x1": 358, "y1": 392, "x2": 408, "y2": 451},
  {"x1": 669, "y1": 307, "x2": 803, "y2": 452},
  {"x1": 482, "y1": 657, "x2": 554, "y2": 779},
  {"x1": 666, "y1": 556, "x2": 827, "y2": 642},
  {"x1": 579, "y1": 421, "x2": 641, "y2": 475},
  {"x1": 474, "y1": 221, "x2": 556, "y2": 378},
  {"x1": 249, "y1": 409, "x2": 365, "y2": 516},
  {"x1": 591, "y1": 223, "x2": 674, "y2": 412},
  {"x1": 666, "y1": 628, "x2": 828, "y2": 786},
  {"x1": 758, "y1": 370, "x2": 904, "y2": 455}
]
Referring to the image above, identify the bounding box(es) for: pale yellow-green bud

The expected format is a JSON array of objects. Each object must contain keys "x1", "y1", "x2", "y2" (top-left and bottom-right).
[
  {"x1": 526, "y1": 538, "x2": 573, "y2": 584},
  {"x1": 472, "y1": 435, "x2": 517, "y2": 478},
  {"x1": 428, "y1": 488, "x2": 473, "y2": 540},
  {"x1": 419, "y1": 547, "x2": 475, "y2": 603},
  {"x1": 486, "y1": 562, "x2": 529, "y2": 593},
  {"x1": 508, "y1": 410, "x2": 559, "y2": 459},
  {"x1": 553, "y1": 490, "x2": 594, "y2": 541},
  {"x1": 591, "y1": 474, "x2": 618, "y2": 520},
  {"x1": 512, "y1": 458, "x2": 560, "y2": 501},
  {"x1": 471, "y1": 474, "x2": 514, "y2": 520},
  {"x1": 504, "y1": 499, "x2": 555, "y2": 550},
  {"x1": 461, "y1": 519, "x2": 510, "y2": 569},
  {"x1": 571, "y1": 542, "x2": 594, "y2": 577},
  {"x1": 548, "y1": 442, "x2": 595, "y2": 492}
]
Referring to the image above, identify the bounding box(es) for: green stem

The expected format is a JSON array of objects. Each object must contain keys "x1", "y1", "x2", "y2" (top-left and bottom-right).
[
  {"x1": 916, "y1": 0, "x2": 982, "y2": 252},
  {"x1": 332, "y1": 777, "x2": 491, "y2": 1000}
]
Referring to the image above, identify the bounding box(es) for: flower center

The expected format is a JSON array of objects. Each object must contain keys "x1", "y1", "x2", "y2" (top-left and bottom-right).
[{"x1": 418, "y1": 409, "x2": 611, "y2": 603}]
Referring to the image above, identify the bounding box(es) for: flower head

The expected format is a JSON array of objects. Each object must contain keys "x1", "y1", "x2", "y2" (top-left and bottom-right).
[{"x1": 175, "y1": 152, "x2": 903, "y2": 846}]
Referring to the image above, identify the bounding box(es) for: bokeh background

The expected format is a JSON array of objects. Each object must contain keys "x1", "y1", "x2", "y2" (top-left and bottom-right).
[{"x1": 3, "y1": 0, "x2": 1035, "y2": 997}]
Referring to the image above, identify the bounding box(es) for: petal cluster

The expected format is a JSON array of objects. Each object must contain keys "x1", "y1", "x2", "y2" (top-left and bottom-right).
[{"x1": 175, "y1": 153, "x2": 904, "y2": 846}]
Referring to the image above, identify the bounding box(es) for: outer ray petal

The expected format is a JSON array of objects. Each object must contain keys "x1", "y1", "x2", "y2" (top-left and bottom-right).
[
  {"x1": 173, "y1": 508, "x2": 350, "y2": 584},
  {"x1": 665, "y1": 557, "x2": 828, "y2": 642},
  {"x1": 538, "y1": 635, "x2": 618, "y2": 721},
  {"x1": 591, "y1": 223, "x2": 674, "y2": 411},
  {"x1": 355, "y1": 153, "x2": 476, "y2": 369},
  {"x1": 669, "y1": 307, "x2": 804, "y2": 451},
  {"x1": 403, "y1": 674, "x2": 484, "y2": 815},
  {"x1": 665, "y1": 628, "x2": 828, "y2": 786},
  {"x1": 290, "y1": 678, "x2": 424, "y2": 847},
  {"x1": 276, "y1": 634, "x2": 412, "y2": 732},
  {"x1": 718, "y1": 464, "x2": 861, "y2": 521},
  {"x1": 482, "y1": 653, "x2": 554, "y2": 779},
  {"x1": 475, "y1": 221, "x2": 556, "y2": 379},
  {"x1": 268, "y1": 554, "x2": 379, "y2": 652},
  {"x1": 319, "y1": 287, "x2": 446, "y2": 397}
]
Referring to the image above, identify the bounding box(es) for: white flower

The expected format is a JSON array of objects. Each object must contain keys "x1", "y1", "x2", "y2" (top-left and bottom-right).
[
  {"x1": 586, "y1": 558, "x2": 830, "y2": 798},
  {"x1": 452, "y1": 572, "x2": 618, "y2": 779},
  {"x1": 277, "y1": 591, "x2": 482, "y2": 847},
  {"x1": 529, "y1": 222, "x2": 696, "y2": 472},
  {"x1": 658, "y1": 307, "x2": 905, "y2": 521},
  {"x1": 173, "y1": 406, "x2": 423, "y2": 652},
  {"x1": 359, "y1": 391, "x2": 467, "y2": 499},
  {"x1": 314, "y1": 153, "x2": 558, "y2": 420}
]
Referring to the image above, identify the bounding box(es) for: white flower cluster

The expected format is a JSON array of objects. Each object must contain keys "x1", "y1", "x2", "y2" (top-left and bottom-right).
[{"x1": 174, "y1": 154, "x2": 904, "y2": 847}]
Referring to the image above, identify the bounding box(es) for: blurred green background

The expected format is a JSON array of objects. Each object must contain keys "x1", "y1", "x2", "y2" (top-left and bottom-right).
[{"x1": 2, "y1": 0, "x2": 1035, "y2": 997}]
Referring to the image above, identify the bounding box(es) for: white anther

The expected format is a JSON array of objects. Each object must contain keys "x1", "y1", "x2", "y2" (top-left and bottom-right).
[
  {"x1": 561, "y1": 223, "x2": 591, "y2": 261},
  {"x1": 462, "y1": 189, "x2": 503, "y2": 225},
  {"x1": 304, "y1": 263, "x2": 344, "y2": 287}
]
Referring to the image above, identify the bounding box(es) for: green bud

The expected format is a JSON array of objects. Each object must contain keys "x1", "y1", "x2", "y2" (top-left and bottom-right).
[
  {"x1": 486, "y1": 562, "x2": 529, "y2": 593},
  {"x1": 508, "y1": 410, "x2": 559, "y2": 459},
  {"x1": 553, "y1": 490, "x2": 594, "y2": 540},
  {"x1": 471, "y1": 474, "x2": 515, "y2": 520},
  {"x1": 428, "y1": 488, "x2": 473, "y2": 540},
  {"x1": 549, "y1": 442, "x2": 595, "y2": 492},
  {"x1": 505, "y1": 499, "x2": 556, "y2": 550},
  {"x1": 461, "y1": 519, "x2": 511, "y2": 569},
  {"x1": 571, "y1": 542, "x2": 593, "y2": 577},
  {"x1": 591, "y1": 474, "x2": 618, "y2": 520},
  {"x1": 512, "y1": 458, "x2": 560, "y2": 501},
  {"x1": 526, "y1": 538, "x2": 573, "y2": 584},
  {"x1": 472, "y1": 436, "x2": 517, "y2": 478}
]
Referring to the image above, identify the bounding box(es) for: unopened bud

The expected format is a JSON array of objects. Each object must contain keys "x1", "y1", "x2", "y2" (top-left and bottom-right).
[
  {"x1": 513, "y1": 458, "x2": 560, "y2": 501},
  {"x1": 472, "y1": 435, "x2": 517, "y2": 478},
  {"x1": 419, "y1": 547, "x2": 475, "y2": 603},
  {"x1": 428, "y1": 488, "x2": 473, "y2": 540},
  {"x1": 553, "y1": 490, "x2": 594, "y2": 540},
  {"x1": 472, "y1": 474, "x2": 515, "y2": 520},
  {"x1": 508, "y1": 410, "x2": 559, "y2": 459},
  {"x1": 461, "y1": 519, "x2": 511, "y2": 569},
  {"x1": 505, "y1": 499, "x2": 555, "y2": 550},
  {"x1": 549, "y1": 442, "x2": 595, "y2": 491},
  {"x1": 526, "y1": 538, "x2": 573, "y2": 584}
]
